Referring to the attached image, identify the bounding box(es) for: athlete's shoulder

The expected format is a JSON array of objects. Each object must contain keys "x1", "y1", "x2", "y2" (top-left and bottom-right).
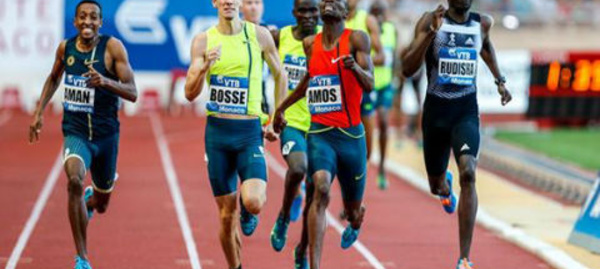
[
  {"x1": 302, "y1": 34, "x2": 316, "y2": 56},
  {"x1": 476, "y1": 12, "x2": 494, "y2": 30},
  {"x1": 349, "y1": 29, "x2": 371, "y2": 52}
]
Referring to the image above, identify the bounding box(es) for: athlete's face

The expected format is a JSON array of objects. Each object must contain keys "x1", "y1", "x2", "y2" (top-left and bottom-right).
[
  {"x1": 213, "y1": 0, "x2": 241, "y2": 20},
  {"x1": 320, "y1": 0, "x2": 348, "y2": 22},
  {"x1": 74, "y1": 3, "x2": 102, "y2": 41},
  {"x1": 369, "y1": 0, "x2": 385, "y2": 24},
  {"x1": 241, "y1": 0, "x2": 264, "y2": 24},
  {"x1": 448, "y1": 0, "x2": 473, "y2": 12},
  {"x1": 293, "y1": 0, "x2": 319, "y2": 31}
]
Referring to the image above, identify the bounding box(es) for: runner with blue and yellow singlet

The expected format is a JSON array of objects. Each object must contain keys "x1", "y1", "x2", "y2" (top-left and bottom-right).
[
  {"x1": 184, "y1": 0, "x2": 287, "y2": 268},
  {"x1": 267, "y1": 0, "x2": 320, "y2": 259},
  {"x1": 345, "y1": 0, "x2": 384, "y2": 162},
  {"x1": 370, "y1": 0, "x2": 400, "y2": 190},
  {"x1": 28, "y1": 1, "x2": 137, "y2": 268}
]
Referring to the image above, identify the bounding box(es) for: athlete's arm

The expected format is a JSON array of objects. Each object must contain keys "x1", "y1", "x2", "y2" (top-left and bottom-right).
[
  {"x1": 367, "y1": 14, "x2": 385, "y2": 66},
  {"x1": 85, "y1": 38, "x2": 137, "y2": 102},
  {"x1": 346, "y1": 30, "x2": 374, "y2": 92},
  {"x1": 480, "y1": 14, "x2": 512, "y2": 106},
  {"x1": 257, "y1": 25, "x2": 287, "y2": 108},
  {"x1": 272, "y1": 36, "x2": 314, "y2": 133},
  {"x1": 402, "y1": 5, "x2": 445, "y2": 77},
  {"x1": 29, "y1": 41, "x2": 66, "y2": 143},
  {"x1": 185, "y1": 32, "x2": 219, "y2": 102},
  {"x1": 270, "y1": 28, "x2": 281, "y2": 48}
]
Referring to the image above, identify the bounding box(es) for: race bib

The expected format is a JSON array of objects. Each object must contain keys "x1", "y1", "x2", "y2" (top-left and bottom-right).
[
  {"x1": 283, "y1": 55, "x2": 307, "y2": 90},
  {"x1": 63, "y1": 74, "x2": 95, "y2": 113},
  {"x1": 437, "y1": 47, "x2": 478, "y2": 86},
  {"x1": 307, "y1": 75, "x2": 342, "y2": 115},
  {"x1": 207, "y1": 75, "x2": 249, "y2": 115}
]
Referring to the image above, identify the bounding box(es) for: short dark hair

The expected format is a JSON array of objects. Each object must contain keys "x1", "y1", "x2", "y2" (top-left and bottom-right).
[{"x1": 75, "y1": 1, "x2": 102, "y2": 18}]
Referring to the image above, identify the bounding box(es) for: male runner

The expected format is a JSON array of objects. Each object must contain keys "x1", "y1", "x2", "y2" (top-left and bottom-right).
[
  {"x1": 345, "y1": 0, "x2": 384, "y2": 160},
  {"x1": 273, "y1": 0, "x2": 373, "y2": 268},
  {"x1": 369, "y1": 0, "x2": 400, "y2": 190},
  {"x1": 184, "y1": 0, "x2": 286, "y2": 268},
  {"x1": 402, "y1": 1, "x2": 512, "y2": 268},
  {"x1": 268, "y1": 0, "x2": 320, "y2": 254},
  {"x1": 29, "y1": 1, "x2": 137, "y2": 268}
]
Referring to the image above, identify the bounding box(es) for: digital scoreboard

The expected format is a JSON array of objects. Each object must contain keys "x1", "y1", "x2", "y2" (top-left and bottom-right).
[{"x1": 528, "y1": 51, "x2": 600, "y2": 119}]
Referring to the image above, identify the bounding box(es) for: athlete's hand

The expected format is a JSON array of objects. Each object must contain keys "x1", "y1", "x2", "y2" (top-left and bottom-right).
[
  {"x1": 272, "y1": 109, "x2": 287, "y2": 134},
  {"x1": 498, "y1": 84, "x2": 512, "y2": 106},
  {"x1": 264, "y1": 124, "x2": 279, "y2": 142},
  {"x1": 431, "y1": 5, "x2": 446, "y2": 32},
  {"x1": 83, "y1": 65, "x2": 106, "y2": 88},
  {"x1": 29, "y1": 113, "x2": 43, "y2": 144},
  {"x1": 203, "y1": 45, "x2": 222, "y2": 71},
  {"x1": 341, "y1": 55, "x2": 358, "y2": 71}
]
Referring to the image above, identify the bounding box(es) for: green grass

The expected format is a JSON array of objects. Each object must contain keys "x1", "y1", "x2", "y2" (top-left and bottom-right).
[{"x1": 494, "y1": 128, "x2": 600, "y2": 171}]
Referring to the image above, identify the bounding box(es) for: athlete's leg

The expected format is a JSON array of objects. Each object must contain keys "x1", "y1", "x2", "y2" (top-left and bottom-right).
[
  {"x1": 215, "y1": 193, "x2": 242, "y2": 269},
  {"x1": 88, "y1": 134, "x2": 119, "y2": 214},
  {"x1": 63, "y1": 136, "x2": 93, "y2": 260},
  {"x1": 451, "y1": 112, "x2": 481, "y2": 260},
  {"x1": 295, "y1": 179, "x2": 314, "y2": 260},
  {"x1": 65, "y1": 158, "x2": 89, "y2": 259},
  {"x1": 308, "y1": 170, "x2": 332, "y2": 269},
  {"x1": 457, "y1": 154, "x2": 477, "y2": 259},
  {"x1": 361, "y1": 115, "x2": 374, "y2": 160},
  {"x1": 280, "y1": 152, "x2": 307, "y2": 217}
]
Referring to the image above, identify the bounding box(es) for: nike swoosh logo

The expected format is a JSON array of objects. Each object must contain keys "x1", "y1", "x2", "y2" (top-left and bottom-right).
[
  {"x1": 331, "y1": 57, "x2": 343, "y2": 64},
  {"x1": 253, "y1": 154, "x2": 264, "y2": 158},
  {"x1": 355, "y1": 171, "x2": 366, "y2": 181},
  {"x1": 84, "y1": 59, "x2": 99, "y2": 66}
]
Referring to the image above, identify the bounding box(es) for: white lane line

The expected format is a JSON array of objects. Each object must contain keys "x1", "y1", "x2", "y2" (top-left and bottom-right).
[
  {"x1": 266, "y1": 152, "x2": 386, "y2": 269},
  {"x1": 6, "y1": 152, "x2": 62, "y2": 269},
  {"x1": 370, "y1": 153, "x2": 591, "y2": 269},
  {"x1": 149, "y1": 113, "x2": 202, "y2": 269}
]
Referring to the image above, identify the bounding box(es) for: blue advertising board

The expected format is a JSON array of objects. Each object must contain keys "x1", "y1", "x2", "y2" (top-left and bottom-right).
[
  {"x1": 569, "y1": 173, "x2": 600, "y2": 254},
  {"x1": 65, "y1": 0, "x2": 294, "y2": 70}
]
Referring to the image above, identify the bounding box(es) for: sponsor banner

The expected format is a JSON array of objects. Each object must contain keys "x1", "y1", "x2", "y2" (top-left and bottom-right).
[
  {"x1": 0, "y1": 0, "x2": 63, "y2": 71},
  {"x1": 477, "y1": 50, "x2": 530, "y2": 114},
  {"x1": 64, "y1": 0, "x2": 294, "y2": 71}
]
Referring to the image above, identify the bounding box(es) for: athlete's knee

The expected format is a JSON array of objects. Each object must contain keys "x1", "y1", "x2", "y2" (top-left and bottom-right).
[
  {"x1": 242, "y1": 196, "x2": 264, "y2": 215},
  {"x1": 288, "y1": 162, "x2": 307, "y2": 182},
  {"x1": 67, "y1": 175, "x2": 84, "y2": 195},
  {"x1": 459, "y1": 157, "x2": 477, "y2": 187},
  {"x1": 219, "y1": 207, "x2": 236, "y2": 230},
  {"x1": 313, "y1": 179, "x2": 331, "y2": 207}
]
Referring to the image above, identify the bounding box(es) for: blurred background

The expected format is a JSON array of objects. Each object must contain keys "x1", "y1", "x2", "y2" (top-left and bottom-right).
[{"x1": 0, "y1": 0, "x2": 599, "y2": 268}]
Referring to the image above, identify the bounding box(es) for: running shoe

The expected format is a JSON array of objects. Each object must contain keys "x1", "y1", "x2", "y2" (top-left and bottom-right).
[
  {"x1": 341, "y1": 225, "x2": 360, "y2": 249},
  {"x1": 84, "y1": 186, "x2": 94, "y2": 220},
  {"x1": 294, "y1": 245, "x2": 309, "y2": 269},
  {"x1": 270, "y1": 214, "x2": 290, "y2": 252},
  {"x1": 290, "y1": 182, "x2": 305, "y2": 222},
  {"x1": 456, "y1": 258, "x2": 474, "y2": 269},
  {"x1": 439, "y1": 171, "x2": 457, "y2": 214},
  {"x1": 74, "y1": 255, "x2": 92, "y2": 269},
  {"x1": 377, "y1": 172, "x2": 389, "y2": 190}
]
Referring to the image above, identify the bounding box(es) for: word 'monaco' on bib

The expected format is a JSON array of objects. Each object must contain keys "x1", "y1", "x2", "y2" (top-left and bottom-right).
[
  {"x1": 307, "y1": 75, "x2": 342, "y2": 114},
  {"x1": 207, "y1": 75, "x2": 249, "y2": 115}
]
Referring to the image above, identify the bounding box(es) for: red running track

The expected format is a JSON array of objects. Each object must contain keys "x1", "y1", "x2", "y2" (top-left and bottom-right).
[{"x1": 0, "y1": 112, "x2": 552, "y2": 268}]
